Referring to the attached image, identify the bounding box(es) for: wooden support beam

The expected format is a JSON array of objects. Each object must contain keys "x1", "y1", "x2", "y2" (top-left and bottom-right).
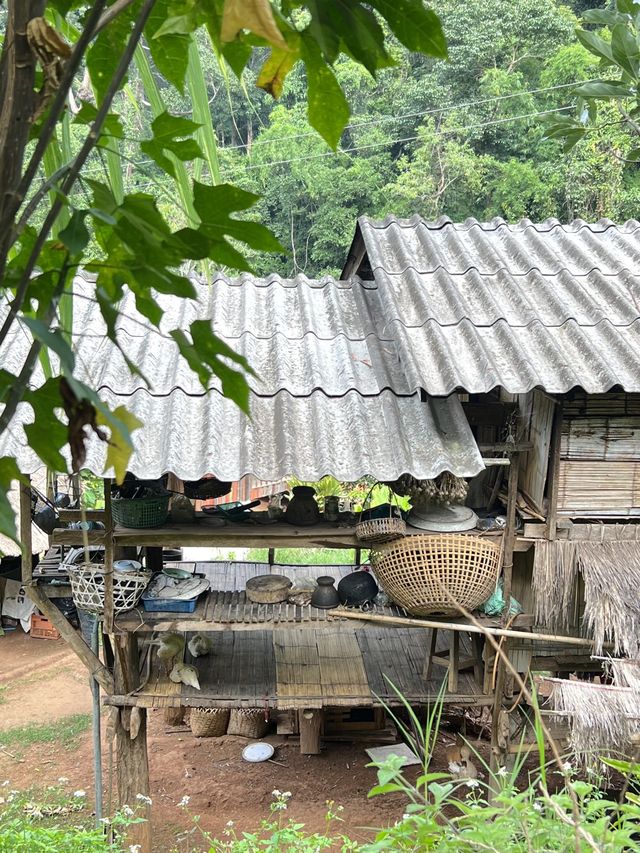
[
  {"x1": 103, "y1": 479, "x2": 114, "y2": 634},
  {"x1": 502, "y1": 452, "x2": 521, "y2": 621},
  {"x1": 298, "y1": 709, "x2": 323, "y2": 754},
  {"x1": 113, "y1": 633, "x2": 152, "y2": 853},
  {"x1": 19, "y1": 476, "x2": 114, "y2": 693},
  {"x1": 546, "y1": 401, "x2": 563, "y2": 541}
]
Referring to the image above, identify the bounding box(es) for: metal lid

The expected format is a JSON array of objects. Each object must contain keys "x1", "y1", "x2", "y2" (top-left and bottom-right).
[
  {"x1": 408, "y1": 504, "x2": 478, "y2": 532},
  {"x1": 242, "y1": 742, "x2": 275, "y2": 763}
]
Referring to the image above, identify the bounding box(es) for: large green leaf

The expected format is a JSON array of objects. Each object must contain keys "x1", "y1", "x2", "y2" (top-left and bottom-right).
[
  {"x1": 610, "y1": 23, "x2": 640, "y2": 78},
  {"x1": 86, "y1": 3, "x2": 137, "y2": 103},
  {"x1": 21, "y1": 318, "x2": 76, "y2": 375},
  {"x1": 300, "y1": 34, "x2": 350, "y2": 149},
  {"x1": 0, "y1": 458, "x2": 23, "y2": 547},
  {"x1": 306, "y1": 0, "x2": 392, "y2": 74},
  {"x1": 140, "y1": 111, "x2": 204, "y2": 178},
  {"x1": 146, "y1": 0, "x2": 192, "y2": 91},
  {"x1": 58, "y1": 209, "x2": 91, "y2": 255},
  {"x1": 369, "y1": 0, "x2": 447, "y2": 59},
  {"x1": 23, "y1": 380, "x2": 68, "y2": 472},
  {"x1": 574, "y1": 80, "x2": 635, "y2": 98},
  {"x1": 95, "y1": 405, "x2": 143, "y2": 484},
  {"x1": 576, "y1": 28, "x2": 616, "y2": 65}
]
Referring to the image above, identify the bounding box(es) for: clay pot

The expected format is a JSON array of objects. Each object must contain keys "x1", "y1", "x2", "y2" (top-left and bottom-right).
[
  {"x1": 337, "y1": 571, "x2": 378, "y2": 606},
  {"x1": 285, "y1": 485, "x2": 321, "y2": 526},
  {"x1": 310, "y1": 576, "x2": 340, "y2": 609}
]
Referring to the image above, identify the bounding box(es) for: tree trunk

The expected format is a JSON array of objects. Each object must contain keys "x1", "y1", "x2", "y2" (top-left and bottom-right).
[{"x1": 0, "y1": 1, "x2": 44, "y2": 262}]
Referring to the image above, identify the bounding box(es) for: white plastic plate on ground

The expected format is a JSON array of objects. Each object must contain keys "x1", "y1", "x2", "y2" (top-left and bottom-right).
[{"x1": 242, "y1": 742, "x2": 275, "y2": 763}]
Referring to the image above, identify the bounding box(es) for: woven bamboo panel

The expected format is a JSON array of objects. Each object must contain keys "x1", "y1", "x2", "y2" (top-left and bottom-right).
[
  {"x1": 557, "y1": 461, "x2": 640, "y2": 514},
  {"x1": 563, "y1": 393, "x2": 640, "y2": 419},
  {"x1": 316, "y1": 627, "x2": 371, "y2": 705},
  {"x1": 561, "y1": 417, "x2": 640, "y2": 461}
]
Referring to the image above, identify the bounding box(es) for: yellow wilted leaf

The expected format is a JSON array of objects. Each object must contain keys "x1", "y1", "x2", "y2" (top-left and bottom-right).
[
  {"x1": 221, "y1": 0, "x2": 288, "y2": 51},
  {"x1": 257, "y1": 46, "x2": 298, "y2": 98},
  {"x1": 98, "y1": 406, "x2": 143, "y2": 484}
]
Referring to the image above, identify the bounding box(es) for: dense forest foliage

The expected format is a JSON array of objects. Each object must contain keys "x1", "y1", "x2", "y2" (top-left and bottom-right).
[{"x1": 36, "y1": 0, "x2": 640, "y2": 276}]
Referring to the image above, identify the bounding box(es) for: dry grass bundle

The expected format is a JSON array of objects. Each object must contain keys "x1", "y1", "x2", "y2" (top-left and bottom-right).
[
  {"x1": 532, "y1": 541, "x2": 640, "y2": 655},
  {"x1": 607, "y1": 657, "x2": 640, "y2": 690},
  {"x1": 549, "y1": 678, "x2": 640, "y2": 770},
  {"x1": 578, "y1": 543, "x2": 640, "y2": 656},
  {"x1": 532, "y1": 540, "x2": 579, "y2": 630}
]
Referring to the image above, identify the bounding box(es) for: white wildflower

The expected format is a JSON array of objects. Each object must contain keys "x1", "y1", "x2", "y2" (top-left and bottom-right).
[
  {"x1": 73, "y1": 790, "x2": 86, "y2": 798},
  {"x1": 562, "y1": 762, "x2": 573, "y2": 773},
  {"x1": 465, "y1": 778, "x2": 479, "y2": 788},
  {"x1": 122, "y1": 805, "x2": 134, "y2": 817},
  {"x1": 448, "y1": 761, "x2": 461, "y2": 774},
  {"x1": 282, "y1": 791, "x2": 292, "y2": 799},
  {"x1": 402, "y1": 813, "x2": 411, "y2": 820},
  {"x1": 129, "y1": 845, "x2": 141, "y2": 853},
  {"x1": 226, "y1": 820, "x2": 234, "y2": 827},
  {"x1": 272, "y1": 789, "x2": 281, "y2": 797},
  {"x1": 497, "y1": 766, "x2": 508, "y2": 778},
  {"x1": 136, "y1": 793, "x2": 152, "y2": 805},
  {"x1": 57, "y1": 777, "x2": 69, "y2": 784},
  {"x1": 100, "y1": 817, "x2": 111, "y2": 825},
  {"x1": 178, "y1": 795, "x2": 190, "y2": 808},
  {"x1": 533, "y1": 802, "x2": 543, "y2": 813},
  {"x1": 1, "y1": 780, "x2": 9, "y2": 787}
]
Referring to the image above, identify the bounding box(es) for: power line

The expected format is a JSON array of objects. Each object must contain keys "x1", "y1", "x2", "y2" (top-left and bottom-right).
[
  {"x1": 75, "y1": 81, "x2": 584, "y2": 181},
  {"x1": 223, "y1": 80, "x2": 594, "y2": 151}
]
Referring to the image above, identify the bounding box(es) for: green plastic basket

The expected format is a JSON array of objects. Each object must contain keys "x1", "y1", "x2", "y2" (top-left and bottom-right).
[{"x1": 111, "y1": 493, "x2": 170, "y2": 528}]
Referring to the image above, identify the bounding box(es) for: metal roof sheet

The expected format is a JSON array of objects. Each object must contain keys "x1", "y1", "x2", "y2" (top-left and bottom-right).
[
  {"x1": 347, "y1": 215, "x2": 640, "y2": 393},
  {"x1": 0, "y1": 274, "x2": 483, "y2": 481}
]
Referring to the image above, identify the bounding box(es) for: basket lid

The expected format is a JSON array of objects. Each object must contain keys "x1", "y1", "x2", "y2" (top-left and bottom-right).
[{"x1": 408, "y1": 504, "x2": 478, "y2": 532}]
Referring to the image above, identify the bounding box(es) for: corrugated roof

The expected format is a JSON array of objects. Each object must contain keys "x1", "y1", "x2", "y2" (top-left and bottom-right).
[
  {"x1": 344, "y1": 215, "x2": 640, "y2": 393},
  {"x1": 0, "y1": 274, "x2": 484, "y2": 481}
]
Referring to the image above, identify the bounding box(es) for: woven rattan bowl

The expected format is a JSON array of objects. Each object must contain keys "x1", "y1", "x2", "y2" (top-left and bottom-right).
[{"x1": 371, "y1": 534, "x2": 501, "y2": 616}]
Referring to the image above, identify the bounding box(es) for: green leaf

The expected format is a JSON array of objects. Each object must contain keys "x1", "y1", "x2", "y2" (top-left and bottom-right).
[
  {"x1": 257, "y1": 45, "x2": 299, "y2": 97},
  {"x1": 86, "y1": 3, "x2": 137, "y2": 103},
  {"x1": 95, "y1": 405, "x2": 143, "y2": 484},
  {"x1": 369, "y1": 0, "x2": 447, "y2": 59},
  {"x1": 617, "y1": 0, "x2": 640, "y2": 15},
  {"x1": 583, "y1": 9, "x2": 627, "y2": 26},
  {"x1": 21, "y1": 318, "x2": 75, "y2": 375},
  {"x1": 576, "y1": 29, "x2": 616, "y2": 65},
  {"x1": 23, "y1": 379, "x2": 68, "y2": 472},
  {"x1": 140, "y1": 111, "x2": 204, "y2": 178},
  {"x1": 626, "y1": 146, "x2": 640, "y2": 159},
  {"x1": 300, "y1": 35, "x2": 350, "y2": 149},
  {"x1": 611, "y1": 23, "x2": 640, "y2": 78},
  {"x1": 222, "y1": 39, "x2": 253, "y2": 76},
  {"x1": 0, "y1": 458, "x2": 23, "y2": 547},
  {"x1": 58, "y1": 209, "x2": 90, "y2": 255},
  {"x1": 146, "y1": 0, "x2": 191, "y2": 91},
  {"x1": 73, "y1": 101, "x2": 124, "y2": 138},
  {"x1": 306, "y1": 1, "x2": 392, "y2": 74},
  {"x1": 574, "y1": 80, "x2": 636, "y2": 98},
  {"x1": 171, "y1": 321, "x2": 254, "y2": 414}
]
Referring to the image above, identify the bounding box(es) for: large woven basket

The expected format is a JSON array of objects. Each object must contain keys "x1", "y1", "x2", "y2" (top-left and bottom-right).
[
  {"x1": 371, "y1": 534, "x2": 501, "y2": 616},
  {"x1": 111, "y1": 493, "x2": 170, "y2": 528},
  {"x1": 67, "y1": 563, "x2": 151, "y2": 615},
  {"x1": 227, "y1": 708, "x2": 269, "y2": 738},
  {"x1": 190, "y1": 707, "x2": 229, "y2": 737}
]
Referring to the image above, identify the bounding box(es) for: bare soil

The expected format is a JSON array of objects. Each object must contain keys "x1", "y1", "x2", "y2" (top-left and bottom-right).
[{"x1": 1, "y1": 629, "x2": 471, "y2": 851}]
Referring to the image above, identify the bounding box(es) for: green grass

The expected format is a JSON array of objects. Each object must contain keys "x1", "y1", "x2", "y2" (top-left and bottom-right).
[
  {"x1": 246, "y1": 547, "x2": 370, "y2": 566},
  {"x1": 0, "y1": 714, "x2": 91, "y2": 753}
]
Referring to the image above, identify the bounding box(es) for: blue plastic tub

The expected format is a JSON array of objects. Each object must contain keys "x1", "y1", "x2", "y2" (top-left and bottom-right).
[{"x1": 141, "y1": 595, "x2": 200, "y2": 613}]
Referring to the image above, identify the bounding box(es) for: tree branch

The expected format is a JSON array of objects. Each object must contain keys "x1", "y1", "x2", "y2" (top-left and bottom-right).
[
  {"x1": 92, "y1": 0, "x2": 139, "y2": 38},
  {"x1": 0, "y1": 0, "x2": 157, "y2": 360}
]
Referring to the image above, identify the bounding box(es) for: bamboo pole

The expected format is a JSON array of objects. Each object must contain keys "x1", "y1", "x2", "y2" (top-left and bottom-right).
[
  {"x1": 19, "y1": 474, "x2": 114, "y2": 692},
  {"x1": 546, "y1": 400, "x2": 563, "y2": 540},
  {"x1": 103, "y1": 478, "x2": 114, "y2": 634},
  {"x1": 330, "y1": 610, "x2": 602, "y2": 648},
  {"x1": 501, "y1": 451, "x2": 520, "y2": 619}
]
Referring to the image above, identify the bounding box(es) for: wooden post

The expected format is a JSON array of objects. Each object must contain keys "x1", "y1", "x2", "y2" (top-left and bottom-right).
[
  {"x1": 20, "y1": 474, "x2": 114, "y2": 692},
  {"x1": 448, "y1": 631, "x2": 460, "y2": 693},
  {"x1": 113, "y1": 634, "x2": 152, "y2": 853},
  {"x1": 501, "y1": 453, "x2": 520, "y2": 621},
  {"x1": 546, "y1": 401, "x2": 563, "y2": 541},
  {"x1": 103, "y1": 479, "x2": 115, "y2": 634},
  {"x1": 298, "y1": 709, "x2": 323, "y2": 754}
]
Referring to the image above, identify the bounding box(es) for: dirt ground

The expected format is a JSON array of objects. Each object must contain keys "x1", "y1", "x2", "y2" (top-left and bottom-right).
[{"x1": 0, "y1": 629, "x2": 472, "y2": 850}]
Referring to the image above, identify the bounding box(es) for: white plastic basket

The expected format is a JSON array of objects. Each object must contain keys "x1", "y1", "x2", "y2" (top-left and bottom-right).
[{"x1": 67, "y1": 563, "x2": 151, "y2": 615}]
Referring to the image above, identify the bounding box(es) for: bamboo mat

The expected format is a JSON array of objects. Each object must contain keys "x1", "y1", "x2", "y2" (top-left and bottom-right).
[{"x1": 131, "y1": 625, "x2": 485, "y2": 710}]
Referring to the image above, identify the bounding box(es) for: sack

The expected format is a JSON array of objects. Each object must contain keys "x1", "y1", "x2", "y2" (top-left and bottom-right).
[{"x1": 478, "y1": 579, "x2": 522, "y2": 618}]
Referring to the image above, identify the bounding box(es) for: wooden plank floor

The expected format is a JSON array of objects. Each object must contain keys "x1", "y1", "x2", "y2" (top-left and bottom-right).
[{"x1": 109, "y1": 624, "x2": 491, "y2": 710}]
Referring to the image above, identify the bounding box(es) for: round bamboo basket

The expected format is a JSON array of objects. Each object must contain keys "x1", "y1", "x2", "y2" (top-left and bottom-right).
[
  {"x1": 355, "y1": 516, "x2": 406, "y2": 545},
  {"x1": 371, "y1": 534, "x2": 501, "y2": 616},
  {"x1": 189, "y1": 708, "x2": 229, "y2": 737},
  {"x1": 227, "y1": 708, "x2": 269, "y2": 738}
]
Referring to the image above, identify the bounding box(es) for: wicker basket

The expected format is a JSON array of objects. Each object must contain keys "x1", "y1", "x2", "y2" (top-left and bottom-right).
[
  {"x1": 111, "y1": 493, "x2": 170, "y2": 528},
  {"x1": 190, "y1": 707, "x2": 230, "y2": 737},
  {"x1": 371, "y1": 534, "x2": 501, "y2": 616},
  {"x1": 227, "y1": 708, "x2": 269, "y2": 738},
  {"x1": 355, "y1": 483, "x2": 406, "y2": 545},
  {"x1": 67, "y1": 563, "x2": 151, "y2": 615}
]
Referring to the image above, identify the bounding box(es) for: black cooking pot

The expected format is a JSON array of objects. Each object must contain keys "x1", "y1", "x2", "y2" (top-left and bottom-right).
[{"x1": 337, "y1": 571, "x2": 378, "y2": 606}]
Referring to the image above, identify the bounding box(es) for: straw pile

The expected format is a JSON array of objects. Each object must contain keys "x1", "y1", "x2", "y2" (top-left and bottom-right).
[
  {"x1": 533, "y1": 541, "x2": 640, "y2": 655},
  {"x1": 549, "y1": 677, "x2": 640, "y2": 769}
]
